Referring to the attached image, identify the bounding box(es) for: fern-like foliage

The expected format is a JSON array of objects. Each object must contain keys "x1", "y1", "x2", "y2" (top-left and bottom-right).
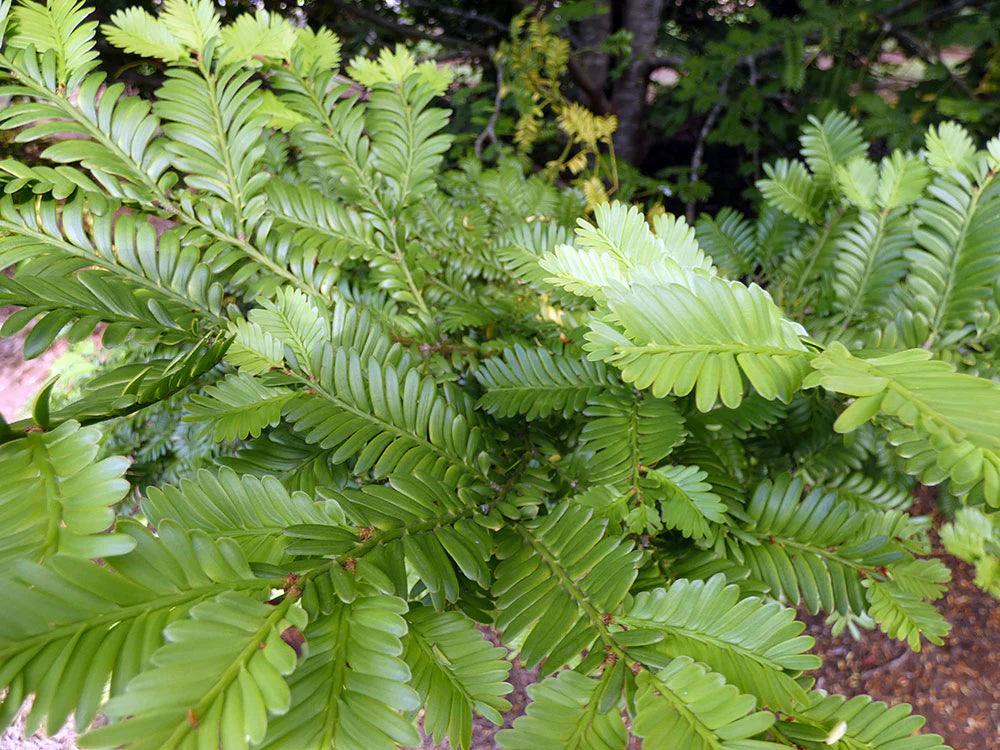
[
  {"x1": 623, "y1": 574, "x2": 819, "y2": 711},
  {"x1": 0, "y1": 420, "x2": 132, "y2": 564},
  {"x1": 259, "y1": 593, "x2": 420, "y2": 750},
  {"x1": 475, "y1": 345, "x2": 618, "y2": 420},
  {"x1": 404, "y1": 607, "x2": 512, "y2": 749},
  {"x1": 0, "y1": 2, "x2": 977, "y2": 747},
  {"x1": 494, "y1": 503, "x2": 641, "y2": 671},
  {"x1": 777, "y1": 691, "x2": 949, "y2": 749},
  {"x1": 84, "y1": 591, "x2": 304, "y2": 749},
  {"x1": 142, "y1": 468, "x2": 338, "y2": 563},
  {"x1": 807, "y1": 343, "x2": 1000, "y2": 506},
  {"x1": 0, "y1": 520, "x2": 274, "y2": 736},
  {"x1": 632, "y1": 657, "x2": 779, "y2": 749},
  {"x1": 497, "y1": 670, "x2": 627, "y2": 749}
]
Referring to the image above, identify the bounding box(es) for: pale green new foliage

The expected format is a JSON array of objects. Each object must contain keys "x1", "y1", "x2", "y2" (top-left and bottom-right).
[
  {"x1": 699, "y1": 110, "x2": 1000, "y2": 599},
  {"x1": 0, "y1": 0, "x2": 979, "y2": 748},
  {"x1": 940, "y1": 508, "x2": 999, "y2": 596},
  {"x1": 0, "y1": 420, "x2": 132, "y2": 565}
]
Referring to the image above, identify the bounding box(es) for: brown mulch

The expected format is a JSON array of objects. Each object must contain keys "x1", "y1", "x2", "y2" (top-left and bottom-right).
[
  {"x1": 804, "y1": 551, "x2": 999, "y2": 749},
  {"x1": 803, "y1": 489, "x2": 999, "y2": 749}
]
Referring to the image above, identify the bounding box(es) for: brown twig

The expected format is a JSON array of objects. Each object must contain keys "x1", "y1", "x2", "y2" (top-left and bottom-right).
[
  {"x1": 860, "y1": 648, "x2": 913, "y2": 680},
  {"x1": 475, "y1": 58, "x2": 504, "y2": 158},
  {"x1": 685, "y1": 73, "x2": 732, "y2": 222}
]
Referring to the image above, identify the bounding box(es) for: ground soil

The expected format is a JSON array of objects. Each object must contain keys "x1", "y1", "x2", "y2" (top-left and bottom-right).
[
  {"x1": 800, "y1": 489, "x2": 1000, "y2": 749},
  {"x1": 0, "y1": 338, "x2": 996, "y2": 749}
]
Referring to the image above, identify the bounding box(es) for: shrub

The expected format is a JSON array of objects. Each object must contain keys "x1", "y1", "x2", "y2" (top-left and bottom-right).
[
  {"x1": 0, "y1": 1, "x2": 992, "y2": 748},
  {"x1": 696, "y1": 112, "x2": 1000, "y2": 499}
]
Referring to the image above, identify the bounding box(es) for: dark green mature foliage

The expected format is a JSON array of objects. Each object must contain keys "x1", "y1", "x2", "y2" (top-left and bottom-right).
[{"x1": 0, "y1": 1, "x2": 992, "y2": 748}]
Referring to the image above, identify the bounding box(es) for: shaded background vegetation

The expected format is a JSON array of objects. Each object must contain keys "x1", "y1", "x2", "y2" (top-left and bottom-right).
[{"x1": 81, "y1": 0, "x2": 1000, "y2": 215}]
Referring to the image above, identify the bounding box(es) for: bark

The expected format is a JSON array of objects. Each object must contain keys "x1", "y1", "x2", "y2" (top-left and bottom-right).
[
  {"x1": 611, "y1": 0, "x2": 665, "y2": 165},
  {"x1": 569, "y1": 1, "x2": 612, "y2": 113}
]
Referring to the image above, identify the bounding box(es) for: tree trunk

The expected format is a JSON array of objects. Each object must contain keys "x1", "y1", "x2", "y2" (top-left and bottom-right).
[
  {"x1": 570, "y1": 1, "x2": 612, "y2": 113},
  {"x1": 611, "y1": 0, "x2": 664, "y2": 165}
]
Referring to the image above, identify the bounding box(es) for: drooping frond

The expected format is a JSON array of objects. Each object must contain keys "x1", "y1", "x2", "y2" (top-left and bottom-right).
[
  {"x1": 185, "y1": 373, "x2": 293, "y2": 442},
  {"x1": 904, "y1": 167, "x2": 1000, "y2": 344},
  {"x1": 82, "y1": 591, "x2": 304, "y2": 750},
  {"x1": 777, "y1": 691, "x2": 949, "y2": 750},
  {"x1": 258, "y1": 594, "x2": 421, "y2": 750},
  {"x1": 284, "y1": 354, "x2": 486, "y2": 483},
  {"x1": 865, "y1": 579, "x2": 950, "y2": 650},
  {"x1": 496, "y1": 670, "x2": 627, "y2": 750},
  {"x1": 623, "y1": 574, "x2": 819, "y2": 711},
  {"x1": 494, "y1": 504, "x2": 641, "y2": 671},
  {"x1": 641, "y1": 464, "x2": 727, "y2": 539},
  {"x1": 585, "y1": 274, "x2": 810, "y2": 410},
  {"x1": 17, "y1": 336, "x2": 229, "y2": 438},
  {"x1": 0, "y1": 196, "x2": 227, "y2": 323},
  {"x1": 829, "y1": 209, "x2": 912, "y2": 328},
  {"x1": 579, "y1": 393, "x2": 686, "y2": 485},
  {"x1": 632, "y1": 657, "x2": 777, "y2": 750},
  {"x1": 0, "y1": 421, "x2": 131, "y2": 565},
  {"x1": 0, "y1": 521, "x2": 273, "y2": 735},
  {"x1": 289, "y1": 473, "x2": 493, "y2": 607},
  {"x1": 155, "y1": 58, "x2": 268, "y2": 231},
  {"x1": 142, "y1": 468, "x2": 339, "y2": 563},
  {"x1": 807, "y1": 342, "x2": 1000, "y2": 506},
  {"x1": 475, "y1": 345, "x2": 618, "y2": 420},
  {"x1": 403, "y1": 607, "x2": 512, "y2": 750},
  {"x1": 0, "y1": 257, "x2": 201, "y2": 359},
  {"x1": 723, "y1": 475, "x2": 950, "y2": 647}
]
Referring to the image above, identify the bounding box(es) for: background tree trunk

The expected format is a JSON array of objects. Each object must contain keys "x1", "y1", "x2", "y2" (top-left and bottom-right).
[
  {"x1": 569, "y1": 0, "x2": 612, "y2": 114},
  {"x1": 611, "y1": 0, "x2": 665, "y2": 165}
]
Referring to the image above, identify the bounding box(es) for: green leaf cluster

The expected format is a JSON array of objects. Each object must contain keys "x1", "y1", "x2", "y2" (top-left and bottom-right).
[{"x1": 0, "y1": 2, "x2": 979, "y2": 748}]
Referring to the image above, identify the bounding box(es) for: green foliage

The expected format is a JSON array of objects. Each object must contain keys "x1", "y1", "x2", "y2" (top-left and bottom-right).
[
  {"x1": 632, "y1": 657, "x2": 778, "y2": 749},
  {"x1": 0, "y1": 420, "x2": 132, "y2": 565},
  {"x1": 0, "y1": 2, "x2": 978, "y2": 748},
  {"x1": 497, "y1": 670, "x2": 627, "y2": 749},
  {"x1": 404, "y1": 607, "x2": 512, "y2": 748},
  {"x1": 743, "y1": 113, "x2": 1000, "y2": 362},
  {"x1": 941, "y1": 507, "x2": 999, "y2": 596}
]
